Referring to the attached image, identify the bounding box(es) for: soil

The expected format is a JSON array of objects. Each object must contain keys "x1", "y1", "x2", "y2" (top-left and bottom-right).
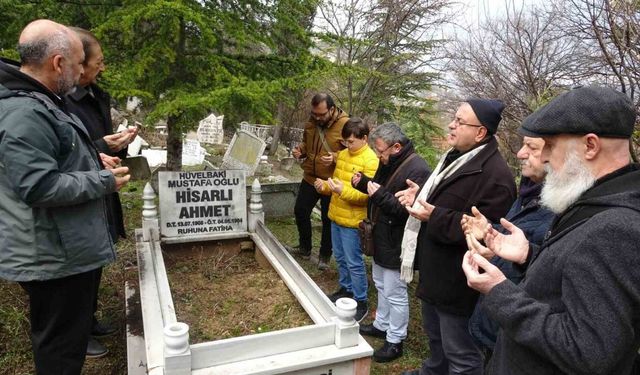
[{"x1": 162, "y1": 239, "x2": 313, "y2": 343}]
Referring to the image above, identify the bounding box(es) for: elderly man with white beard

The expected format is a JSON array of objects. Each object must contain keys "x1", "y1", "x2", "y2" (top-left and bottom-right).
[{"x1": 461, "y1": 85, "x2": 640, "y2": 375}]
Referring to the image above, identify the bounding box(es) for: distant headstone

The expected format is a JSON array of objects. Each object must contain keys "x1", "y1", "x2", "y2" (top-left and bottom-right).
[
  {"x1": 126, "y1": 96, "x2": 142, "y2": 113},
  {"x1": 182, "y1": 139, "x2": 206, "y2": 166},
  {"x1": 141, "y1": 149, "x2": 167, "y2": 168},
  {"x1": 158, "y1": 170, "x2": 247, "y2": 237},
  {"x1": 221, "y1": 130, "x2": 267, "y2": 176},
  {"x1": 121, "y1": 156, "x2": 151, "y2": 180},
  {"x1": 197, "y1": 114, "x2": 224, "y2": 144}
]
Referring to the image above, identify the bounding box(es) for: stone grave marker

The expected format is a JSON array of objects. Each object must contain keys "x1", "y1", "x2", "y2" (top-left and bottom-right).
[
  {"x1": 141, "y1": 149, "x2": 167, "y2": 168},
  {"x1": 181, "y1": 139, "x2": 206, "y2": 166},
  {"x1": 121, "y1": 155, "x2": 151, "y2": 180},
  {"x1": 221, "y1": 130, "x2": 266, "y2": 176},
  {"x1": 158, "y1": 170, "x2": 247, "y2": 238},
  {"x1": 197, "y1": 114, "x2": 224, "y2": 144}
]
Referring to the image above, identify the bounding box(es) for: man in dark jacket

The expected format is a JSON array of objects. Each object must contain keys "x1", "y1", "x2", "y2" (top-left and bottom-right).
[
  {"x1": 66, "y1": 27, "x2": 138, "y2": 358},
  {"x1": 462, "y1": 136, "x2": 554, "y2": 361},
  {"x1": 352, "y1": 123, "x2": 431, "y2": 363},
  {"x1": 463, "y1": 86, "x2": 640, "y2": 375},
  {"x1": 289, "y1": 93, "x2": 348, "y2": 271},
  {"x1": 0, "y1": 20, "x2": 129, "y2": 375},
  {"x1": 398, "y1": 99, "x2": 516, "y2": 375}
]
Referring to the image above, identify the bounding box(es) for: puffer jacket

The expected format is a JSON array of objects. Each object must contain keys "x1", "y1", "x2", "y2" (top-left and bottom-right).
[
  {"x1": 299, "y1": 108, "x2": 349, "y2": 185},
  {"x1": 319, "y1": 143, "x2": 378, "y2": 228},
  {"x1": 0, "y1": 58, "x2": 116, "y2": 282}
]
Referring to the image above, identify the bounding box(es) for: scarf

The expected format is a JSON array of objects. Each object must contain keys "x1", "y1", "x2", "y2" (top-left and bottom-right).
[{"x1": 399, "y1": 144, "x2": 488, "y2": 283}]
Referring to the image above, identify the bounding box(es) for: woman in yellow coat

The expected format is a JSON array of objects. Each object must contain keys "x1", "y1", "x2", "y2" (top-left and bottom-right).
[{"x1": 314, "y1": 117, "x2": 379, "y2": 322}]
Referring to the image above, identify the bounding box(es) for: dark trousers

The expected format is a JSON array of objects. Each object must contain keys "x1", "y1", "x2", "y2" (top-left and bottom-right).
[
  {"x1": 19, "y1": 268, "x2": 101, "y2": 375},
  {"x1": 92, "y1": 267, "x2": 102, "y2": 321},
  {"x1": 420, "y1": 300, "x2": 484, "y2": 375},
  {"x1": 294, "y1": 179, "x2": 332, "y2": 258}
]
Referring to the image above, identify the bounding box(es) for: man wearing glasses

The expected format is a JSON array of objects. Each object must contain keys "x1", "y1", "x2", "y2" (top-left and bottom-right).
[
  {"x1": 397, "y1": 99, "x2": 516, "y2": 375},
  {"x1": 289, "y1": 93, "x2": 349, "y2": 271}
]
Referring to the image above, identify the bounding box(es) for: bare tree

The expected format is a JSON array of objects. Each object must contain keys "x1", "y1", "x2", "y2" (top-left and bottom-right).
[{"x1": 448, "y1": 0, "x2": 589, "y2": 168}]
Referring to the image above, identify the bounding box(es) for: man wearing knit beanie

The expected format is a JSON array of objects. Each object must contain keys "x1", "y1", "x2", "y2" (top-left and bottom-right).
[{"x1": 397, "y1": 99, "x2": 516, "y2": 375}]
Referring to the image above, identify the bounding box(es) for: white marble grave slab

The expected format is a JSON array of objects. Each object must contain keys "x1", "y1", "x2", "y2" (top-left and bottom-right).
[
  {"x1": 141, "y1": 149, "x2": 167, "y2": 168},
  {"x1": 197, "y1": 113, "x2": 224, "y2": 144},
  {"x1": 181, "y1": 139, "x2": 206, "y2": 166}
]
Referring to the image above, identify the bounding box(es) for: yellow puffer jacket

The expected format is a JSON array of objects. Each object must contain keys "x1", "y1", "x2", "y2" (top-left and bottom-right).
[{"x1": 319, "y1": 144, "x2": 379, "y2": 228}]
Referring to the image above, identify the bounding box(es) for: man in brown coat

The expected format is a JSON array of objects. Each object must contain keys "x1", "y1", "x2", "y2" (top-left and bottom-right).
[{"x1": 289, "y1": 93, "x2": 348, "y2": 270}]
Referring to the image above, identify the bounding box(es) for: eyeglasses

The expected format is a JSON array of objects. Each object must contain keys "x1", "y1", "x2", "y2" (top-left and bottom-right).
[
  {"x1": 451, "y1": 117, "x2": 483, "y2": 128},
  {"x1": 310, "y1": 109, "x2": 331, "y2": 119},
  {"x1": 374, "y1": 144, "x2": 393, "y2": 156}
]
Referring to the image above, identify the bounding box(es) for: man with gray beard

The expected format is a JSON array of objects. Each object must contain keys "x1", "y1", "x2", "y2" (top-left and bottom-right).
[{"x1": 462, "y1": 86, "x2": 640, "y2": 375}]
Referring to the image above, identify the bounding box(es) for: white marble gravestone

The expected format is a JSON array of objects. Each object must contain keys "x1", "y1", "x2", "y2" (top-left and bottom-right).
[
  {"x1": 221, "y1": 130, "x2": 267, "y2": 176},
  {"x1": 197, "y1": 114, "x2": 224, "y2": 144},
  {"x1": 181, "y1": 139, "x2": 206, "y2": 166},
  {"x1": 158, "y1": 170, "x2": 247, "y2": 238}
]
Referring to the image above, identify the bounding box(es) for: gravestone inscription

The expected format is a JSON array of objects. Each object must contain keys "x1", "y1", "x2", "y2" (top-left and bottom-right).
[{"x1": 159, "y1": 170, "x2": 247, "y2": 238}]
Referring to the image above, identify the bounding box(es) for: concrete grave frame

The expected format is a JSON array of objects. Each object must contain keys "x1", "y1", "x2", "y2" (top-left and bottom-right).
[{"x1": 129, "y1": 180, "x2": 373, "y2": 375}]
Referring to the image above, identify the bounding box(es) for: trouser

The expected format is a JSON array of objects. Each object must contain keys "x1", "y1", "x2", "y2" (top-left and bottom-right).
[
  {"x1": 92, "y1": 267, "x2": 102, "y2": 321},
  {"x1": 19, "y1": 268, "x2": 101, "y2": 375},
  {"x1": 421, "y1": 300, "x2": 484, "y2": 375},
  {"x1": 372, "y1": 261, "x2": 408, "y2": 344},
  {"x1": 331, "y1": 222, "x2": 367, "y2": 301},
  {"x1": 294, "y1": 179, "x2": 332, "y2": 258}
]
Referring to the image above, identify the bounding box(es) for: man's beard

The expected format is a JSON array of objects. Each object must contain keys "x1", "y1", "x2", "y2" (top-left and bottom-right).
[
  {"x1": 541, "y1": 143, "x2": 596, "y2": 214},
  {"x1": 56, "y1": 66, "x2": 77, "y2": 96}
]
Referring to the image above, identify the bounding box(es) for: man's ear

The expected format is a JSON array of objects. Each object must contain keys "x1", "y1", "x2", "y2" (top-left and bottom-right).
[
  {"x1": 51, "y1": 54, "x2": 64, "y2": 75},
  {"x1": 475, "y1": 126, "x2": 488, "y2": 143},
  {"x1": 583, "y1": 133, "x2": 600, "y2": 160}
]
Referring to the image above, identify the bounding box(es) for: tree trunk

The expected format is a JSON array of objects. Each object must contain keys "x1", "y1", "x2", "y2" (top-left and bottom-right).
[{"x1": 166, "y1": 115, "x2": 182, "y2": 171}]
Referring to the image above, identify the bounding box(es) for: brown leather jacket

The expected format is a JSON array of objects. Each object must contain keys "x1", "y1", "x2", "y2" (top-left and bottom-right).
[{"x1": 298, "y1": 108, "x2": 348, "y2": 185}]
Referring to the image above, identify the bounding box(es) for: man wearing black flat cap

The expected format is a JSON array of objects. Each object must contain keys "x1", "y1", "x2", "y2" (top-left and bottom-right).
[
  {"x1": 397, "y1": 99, "x2": 516, "y2": 375},
  {"x1": 462, "y1": 86, "x2": 640, "y2": 374}
]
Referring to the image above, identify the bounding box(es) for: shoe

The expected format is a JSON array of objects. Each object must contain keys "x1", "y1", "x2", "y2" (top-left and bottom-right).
[
  {"x1": 354, "y1": 300, "x2": 368, "y2": 323},
  {"x1": 359, "y1": 323, "x2": 387, "y2": 339},
  {"x1": 285, "y1": 245, "x2": 311, "y2": 259},
  {"x1": 86, "y1": 337, "x2": 108, "y2": 359},
  {"x1": 328, "y1": 287, "x2": 353, "y2": 303},
  {"x1": 91, "y1": 319, "x2": 117, "y2": 338},
  {"x1": 318, "y1": 256, "x2": 330, "y2": 270},
  {"x1": 400, "y1": 370, "x2": 420, "y2": 375},
  {"x1": 374, "y1": 340, "x2": 403, "y2": 362}
]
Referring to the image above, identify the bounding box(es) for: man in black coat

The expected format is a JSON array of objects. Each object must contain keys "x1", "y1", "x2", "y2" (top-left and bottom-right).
[
  {"x1": 66, "y1": 27, "x2": 138, "y2": 358},
  {"x1": 463, "y1": 86, "x2": 640, "y2": 375},
  {"x1": 352, "y1": 123, "x2": 431, "y2": 363},
  {"x1": 398, "y1": 100, "x2": 516, "y2": 375}
]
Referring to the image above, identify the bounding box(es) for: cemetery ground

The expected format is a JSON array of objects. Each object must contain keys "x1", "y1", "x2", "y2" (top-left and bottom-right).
[{"x1": 0, "y1": 179, "x2": 430, "y2": 375}]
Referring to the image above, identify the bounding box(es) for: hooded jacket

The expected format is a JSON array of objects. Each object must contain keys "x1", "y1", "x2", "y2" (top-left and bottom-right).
[
  {"x1": 298, "y1": 108, "x2": 349, "y2": 185},
  {"x1": 0, "y1": 58, "x2": 116, "y2": 282},
  {"x1": 485, "y1": 165, "x2": 640, "y2": 375},
  {"x1": 67, "y1": 83, "x2": 126, "y2": 241}
]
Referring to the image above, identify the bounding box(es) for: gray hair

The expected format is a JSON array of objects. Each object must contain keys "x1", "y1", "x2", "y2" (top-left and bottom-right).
[
  {"x1": 370, "y1": 122, "x2": 409, "y2": 146},
  {"x1": 17, "y1": 29, "x2": 71, "y2": 67}
]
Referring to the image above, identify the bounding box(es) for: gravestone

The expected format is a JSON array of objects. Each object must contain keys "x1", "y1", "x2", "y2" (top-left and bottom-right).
[
  {"x1": 121, "y1": 155, "x2": 151, "y2": 180},
  {"x1": 141, "y1": 149, "x2": 167, "y2": 168},
  {"x1": 181, "y1": 139, "x2": 206, "y2": 166},
  {"x1": 221, "y1": 130, "x2": 267, "y2": 176},
  {"x1": 158, "y1": 170, "x2": 247, "y2": 238},
  {"x1": 197, "y1": 114, "x2": 224, "y2": 144}
]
